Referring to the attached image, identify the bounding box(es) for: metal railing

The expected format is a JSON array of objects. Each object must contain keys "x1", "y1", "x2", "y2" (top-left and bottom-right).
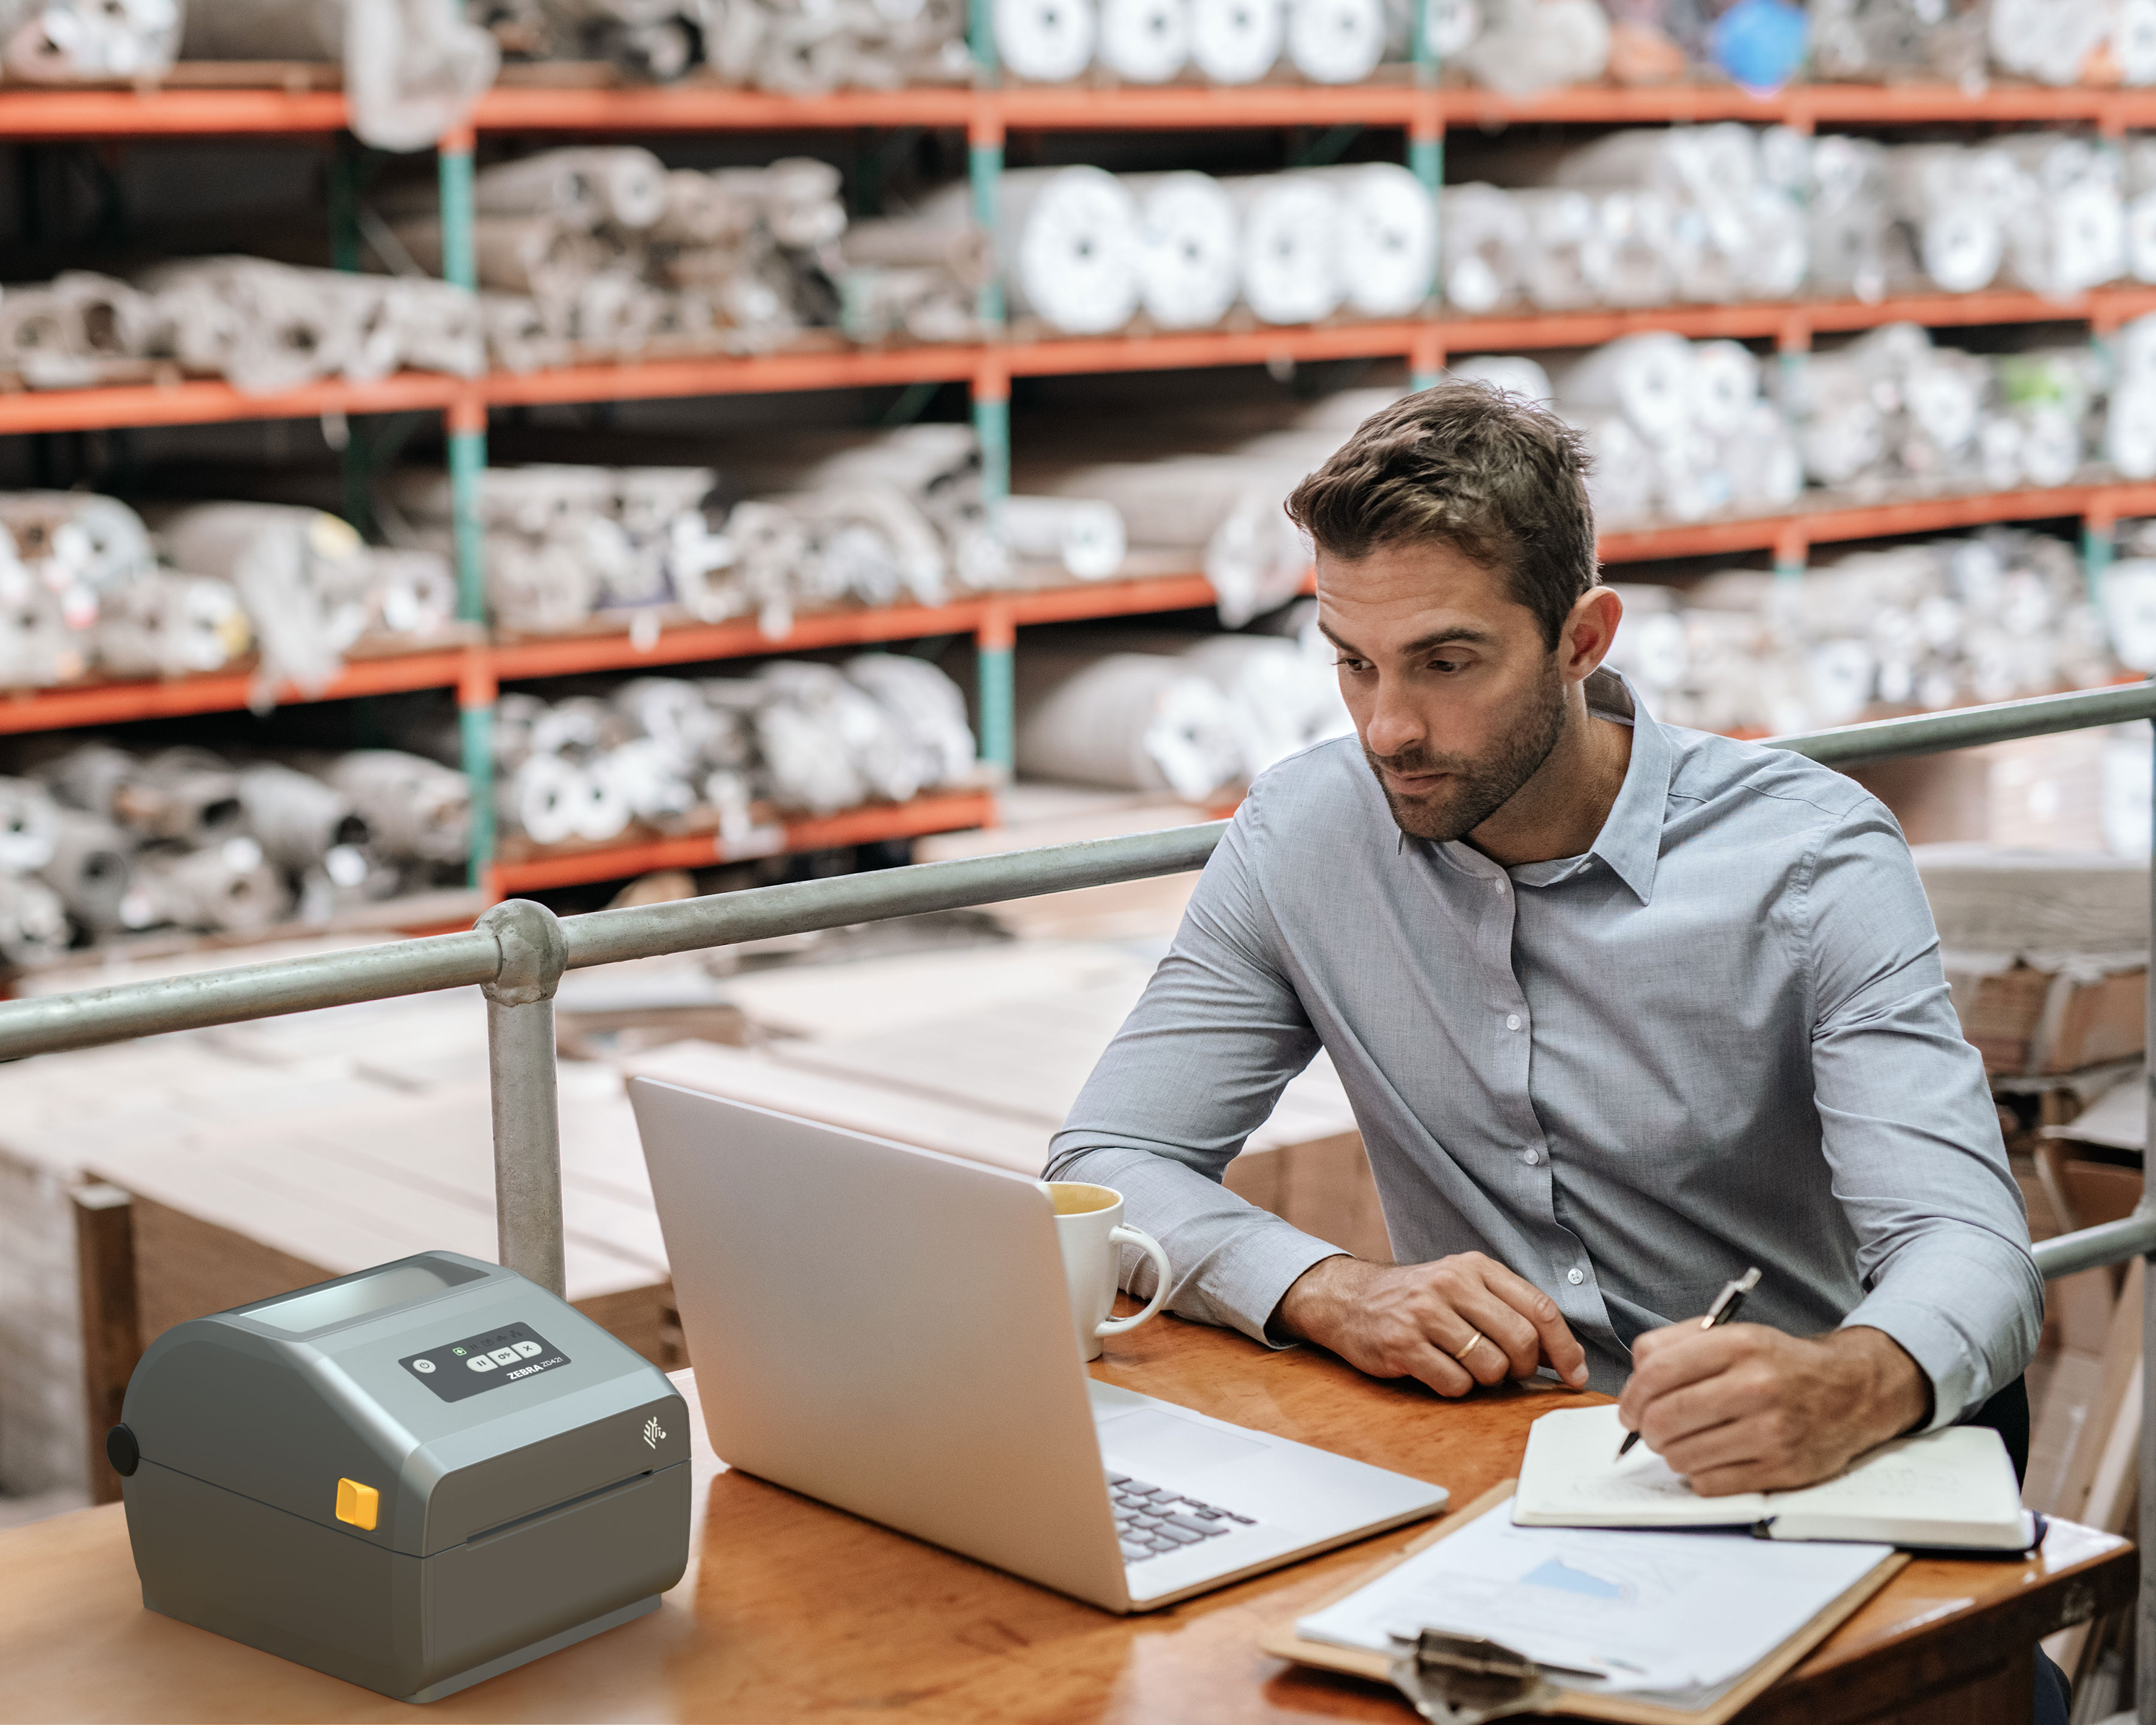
[{"x1": 4, "y1": 680, "x2": 2155, "y2": 1709}]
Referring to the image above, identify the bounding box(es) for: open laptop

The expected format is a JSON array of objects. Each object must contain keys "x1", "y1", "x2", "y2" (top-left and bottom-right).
[{"x1": 629, "y1": 1078, "x2": 1448, "y2": 1612}]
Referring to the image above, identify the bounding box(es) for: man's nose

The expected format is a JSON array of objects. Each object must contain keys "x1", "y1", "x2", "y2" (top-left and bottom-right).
[{"x1": 1361, "y1": 676, "x2": 1424, "y2": 758}]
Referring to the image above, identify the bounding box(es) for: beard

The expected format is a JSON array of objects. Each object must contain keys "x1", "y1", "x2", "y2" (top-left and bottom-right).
[{"x1": 1364, "y1": 657, "x2": 1570, "y2": 843}]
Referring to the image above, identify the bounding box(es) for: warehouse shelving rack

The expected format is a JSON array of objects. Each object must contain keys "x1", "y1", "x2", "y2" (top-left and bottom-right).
[{"x1": 5, "y1": 63, "x2": 2155, "y2": 902}]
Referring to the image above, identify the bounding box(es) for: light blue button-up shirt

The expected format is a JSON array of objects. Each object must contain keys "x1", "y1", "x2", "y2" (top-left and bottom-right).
[{"x1": 1046, "y1": 672, "x2": 2040, "y2": 1426}]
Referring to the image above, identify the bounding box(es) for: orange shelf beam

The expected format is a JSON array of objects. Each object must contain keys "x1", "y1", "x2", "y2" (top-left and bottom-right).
[
  {"x1": 0, "y1": 649, "x2": 468, "y2": 736},
  {"x1": 20, "y1": 282, "x2": 2156, "y2": 435},
  {"x1": 0, "y1": 373, "x2": 464, "y2": 436},
  {"x1": 491, "y1": 789, "x2": 998, "y2": 892},
  {"x1": 0, "y1": 85, "x2": 349, "y2": 139},
  {"x1": 7, "y1": 76, "x2": 2145, "y2": 144}
]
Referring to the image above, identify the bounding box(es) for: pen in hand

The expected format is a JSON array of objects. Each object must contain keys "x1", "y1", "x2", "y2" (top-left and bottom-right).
[{"x1": 1615, "y1": 1266, "x2": 1764, "y2": 1461}]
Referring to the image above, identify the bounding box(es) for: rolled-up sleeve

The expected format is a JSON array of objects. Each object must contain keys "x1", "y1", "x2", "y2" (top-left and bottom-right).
[
  {"x1": 1045, "y1": 794, "x2": 1348, "y2": 1343},
  {"x1": 1803, "y1": 798, "x2": 2044, "y2": 1428}
]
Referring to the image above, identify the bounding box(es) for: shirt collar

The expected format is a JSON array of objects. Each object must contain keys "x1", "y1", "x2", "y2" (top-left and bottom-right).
[
  {"x1": 1415, "y1": 668, "x2": 1673, "y2": 906},
  {"x1": 1573, "y1": 667, "x2": 1670, "y2": 906}
]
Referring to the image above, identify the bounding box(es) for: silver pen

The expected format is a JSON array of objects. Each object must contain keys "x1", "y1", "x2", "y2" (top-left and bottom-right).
[{"x1": 1615, "y1": 1266, "x2": 1764, "y2": 1461}]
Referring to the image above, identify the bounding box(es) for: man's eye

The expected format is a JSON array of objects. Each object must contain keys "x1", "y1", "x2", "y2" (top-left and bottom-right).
[{"x1": 1334, "y1": 656, "x2": 1370, "y2": 672}]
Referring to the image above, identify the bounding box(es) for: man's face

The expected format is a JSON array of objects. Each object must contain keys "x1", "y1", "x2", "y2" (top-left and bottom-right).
[{"x1": 1316, "y1": 538, "x2": 1568, "y2": 843}]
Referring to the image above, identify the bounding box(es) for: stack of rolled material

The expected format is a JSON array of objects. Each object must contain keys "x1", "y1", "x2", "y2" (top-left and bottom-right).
[
  {"x1": 174, "y1": 0, "x2": 499, "y2": 150},
  {"x1": 1546, "y1": 334, "x2": 1802, "y2": 528},
  {"x1": 898, "y1": 162, "x2": 1433, "y2": 339},
  {"x1": 1013, "y1": 627, "x2": 1349, "y2": 800},
  {"x1": 473, "y1": 0, "x2": 968, "y2": 92},
  {"x1": 389, "y1": 148, "x2": 885, "y2": 361},
  {"x1": 1443, "y1": 123, "x2": 1807, "y2": 314},
  {"x1": 0, "y1": 261, "x2": 485, "y2": 394},
  {"x1": 494, "y1": 655, "x2": 976, "y2": 847},
  {"x1": 1788, "y1": 323, "x2": 2100, "y2": 496},
  {"x1": 0, "y1": 492, "x2": 453, "y2": 700},
  {"x1": 991, "y1": 0, "x2": 1400, "y2": 84},
  {"x1": 389, "y1": 463, "x2": 728, "y2": 635},
  {"x1": 0, "y1": 737, "x2": 471, "y2": 957},
  {"x1": 0, "y1": 0, "x2": 182, "y2": 83},
  {"x1": 1603, "y1": 529, "x2": 2115, "y2": 739}
]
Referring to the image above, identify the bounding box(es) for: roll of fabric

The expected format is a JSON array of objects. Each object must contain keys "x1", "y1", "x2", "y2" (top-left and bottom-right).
[
  {"x1": 1512, "y1": 189, "x2": 1610, "y2": 312},
  {"x1": 998, "y1": 167, "x2": 1144, "y2": 335},
  {"x1": 1988, "y1": 0, "x2": 2107, "y2": 86},
  {"x1": 1016, "y1": 650, "x2": 1245, "y2": 801},
  {"x1": 846, "y1": 653, "x2": 977, "y2": 790},
  {"x1": 1188, "y1": 0, "x2": 1282, "y2": 80},
  {"x1": 35, "y1": 810, "x2": 131, "y2": 936},
  {"x1": 1555, "y1": 332, "x2": 1698, "y2": 447},
  {"x1": 0, "y1": 775, "x2": 60, "y2": 874},
  {"x1": 131, "y1": 837, "x2": 287, "y2": 935},
  {"x1": 1997, "y1": 133, "x2": 2124, "y2": 298},
  {"x1": 1449, "y1": 355, "x2": 1554, "y2": 402},
  {"x1": 93, "y1": 571, "x2": 252, "y2": 680},
  {"x1": 1097, "y1": 0, "x2": 1189, "y2": 78},
  {"x1": 1439, "y1": 184, "x2": 1527, "y2": 314},
  {"x1": 1178, "y1": 634, "x2": 1352, "y2": 780},
  {"x1": 2, "y1": 0, "x2": 181, "y2": 81},
  {"x1": 474, "y1": 146, "x2": 671, "y2": 231},
  {"x1": 1127, "y1": 171, "x2": 1241, "y2": 331},
  {"x1": 501, "y1": 753, "x2": 592, "y2": 848},
  {"x1": 324, "y1": 750, "x2": 471, "y2": 866},
  {"x1": 994, "y1": 0, "x2": 1097, "y2": 78},
  {"x1": 0, "y1": 871, "x2": 69, "y2": 967},
  {"x1": 158, "y1": 501, "x2": 372, "y2": 698},
  {"x1": 1454, "y1": 0, "x2": 1609, "y2": 92},
  {"x1": 1310, "y1": 163, "x2": 1437, "y2": 318},
  {"x1": 235, "y1": 763, "x2": 369, "y2": 875},
  {"x1": 1229, "y1": 174, "x2": 1341, "y2": 326},
  {"x1": 1001, "y1": 495, "x2": 1128, "y2": 579},
  {"x1": 1282, "y1": 0, "x2": 1385, "y2": 81},
  {"x1": 116, "y1": 746, "x2": 245, "y2": 847}
]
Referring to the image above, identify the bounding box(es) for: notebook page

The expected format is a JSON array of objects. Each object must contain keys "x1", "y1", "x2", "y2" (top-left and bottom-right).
[
  {"x1": 1763, "y1": 1427, "x2": 2024, "y2": 1545},
  {"x1": 1513, "y1": 1404, "x2": 1770, "y2": 1527},
  {"x1": 1294, "y1": 1496, "x2": 1890, "y2": 1699}
]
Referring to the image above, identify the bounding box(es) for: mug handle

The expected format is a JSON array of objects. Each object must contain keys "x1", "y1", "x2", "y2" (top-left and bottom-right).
[{"x1": 1096, "y1": 1224, "x2": 1172, "y2": 1336}]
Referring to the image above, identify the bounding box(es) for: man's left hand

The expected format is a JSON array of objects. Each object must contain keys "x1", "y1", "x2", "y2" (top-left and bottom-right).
[{"x1": 1616, "y1": 1323, "x2": 1933, "y2": 1496}]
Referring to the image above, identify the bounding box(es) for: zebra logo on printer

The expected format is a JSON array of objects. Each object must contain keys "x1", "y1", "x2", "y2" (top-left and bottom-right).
[{"x1": 643, "y1": 1416, "x2": 666, "y2": 1449}]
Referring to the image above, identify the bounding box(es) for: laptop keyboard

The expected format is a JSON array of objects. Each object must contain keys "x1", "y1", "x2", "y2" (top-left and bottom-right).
[{"x1": 1106, "y1": 1471, "x2": 1256, "y2": 1564}]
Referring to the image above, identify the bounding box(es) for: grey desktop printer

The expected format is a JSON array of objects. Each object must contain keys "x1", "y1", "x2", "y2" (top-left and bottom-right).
[{"x1": 107, "y1": 1250, "x2": 691, "y2": 1703}]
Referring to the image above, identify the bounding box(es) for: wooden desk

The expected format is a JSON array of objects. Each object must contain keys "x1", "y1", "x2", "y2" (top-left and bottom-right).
[{"x1": 0, "y1": 1314, "x2": 2134, "y2": 1725}]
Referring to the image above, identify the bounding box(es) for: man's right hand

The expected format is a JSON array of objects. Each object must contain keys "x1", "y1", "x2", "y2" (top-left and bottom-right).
[{"x1": 1271, "y1": 1253, "x2": 1589, "y2": 1397}]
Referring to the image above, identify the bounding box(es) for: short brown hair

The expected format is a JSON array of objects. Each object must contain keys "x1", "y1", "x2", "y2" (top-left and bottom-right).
[{"x1": 1285, "y1": 381, "x2": 1598, "y2": 649}]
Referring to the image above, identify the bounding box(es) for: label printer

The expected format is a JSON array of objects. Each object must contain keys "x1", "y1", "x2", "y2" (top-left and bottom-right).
[{"x1": 108, "y1": 1251, "x2": 691, "y2": 1703}]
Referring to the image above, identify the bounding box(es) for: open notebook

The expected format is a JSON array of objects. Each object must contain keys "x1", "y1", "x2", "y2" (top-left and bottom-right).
[{"x1": 1515, "y1": 1405, "x2": 2032, "y2": 1550}]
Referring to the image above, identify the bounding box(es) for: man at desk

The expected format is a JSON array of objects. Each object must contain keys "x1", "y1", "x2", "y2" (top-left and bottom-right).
[{"x1": 1044, "y1": 382, "x2": 2042, "y2": 1505}]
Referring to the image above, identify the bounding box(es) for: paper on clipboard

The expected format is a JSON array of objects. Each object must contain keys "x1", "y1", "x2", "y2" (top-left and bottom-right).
[{"x1": 1293, "y1": 1496, "x2": 1892, "y2": 1705}]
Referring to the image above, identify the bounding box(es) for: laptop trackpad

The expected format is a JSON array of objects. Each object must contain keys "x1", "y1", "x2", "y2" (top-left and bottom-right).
[{"x1": 1097, "y1": 1406, "x2": 1269, "y2": 1475}]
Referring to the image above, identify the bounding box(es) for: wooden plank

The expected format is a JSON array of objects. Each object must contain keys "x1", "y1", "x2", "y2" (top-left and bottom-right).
[{"x1": 69, "y1": 1184, "x2": 139, "y2": 1508}]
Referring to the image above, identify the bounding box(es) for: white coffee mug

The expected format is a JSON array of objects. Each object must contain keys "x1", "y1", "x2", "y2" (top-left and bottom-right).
[{"x1": 1048, "y1": 1181, "x2": 1172, "y2": 1361}]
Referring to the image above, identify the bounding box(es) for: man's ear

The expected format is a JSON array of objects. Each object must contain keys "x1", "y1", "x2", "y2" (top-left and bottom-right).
[{"x1": 1560, "y1": 585, "x2": 1624, "y2": 683}]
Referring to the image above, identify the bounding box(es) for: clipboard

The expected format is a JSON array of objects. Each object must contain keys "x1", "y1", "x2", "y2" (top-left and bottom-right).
[{"x1": 1260, "y1": 1482, "x2": 1909, "y2": 1725}]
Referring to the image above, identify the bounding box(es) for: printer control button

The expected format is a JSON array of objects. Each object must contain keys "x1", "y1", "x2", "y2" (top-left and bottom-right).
[
  {"x1": 513, "y1": 1340, "x2": 543, "y2": 1358},
  {"x1": 467, "y1": 1355, "x2": 496, "y2": 1372},
  {"x1": 411, "y1": 1358, "x2": 436, "y2": 1374},
  {"x1": 488, "y1": 1348, "x2": 520, "y2": 1367}
]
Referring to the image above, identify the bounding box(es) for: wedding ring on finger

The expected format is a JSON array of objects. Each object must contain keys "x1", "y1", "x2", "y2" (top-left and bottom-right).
[{"x1": 1451, "y1": 1330, "x2": 1489, "y2": 1366}]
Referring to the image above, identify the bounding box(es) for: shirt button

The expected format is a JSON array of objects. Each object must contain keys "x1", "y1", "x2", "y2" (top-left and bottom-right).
[
  {"x1": 1492, "y1": 878, "x2": 1507, "y2": 893},
  {"x1": 1524, "y1": 1148, "x2": 1541, "y2": 1166},
  {"x1": 1505, "y1": 1013, "x2": 1522, "y2": 1031},
  {"x1": 1567, "y1": 1268, "x2": 1585, "y2": 1285}
]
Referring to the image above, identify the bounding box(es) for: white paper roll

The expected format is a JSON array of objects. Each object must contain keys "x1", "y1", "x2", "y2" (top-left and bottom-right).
[
  {"x1": 1128, "y1": 171, "x2": 1241, "y2": 330},
  {"x1": 1688, "y1": 341, "x2": 1760, "y2": 440},
  {"x1": 474, "y1": 146, "x2": 670, "y2": 232},
  {"x1": 1439, "y1": 183, "x2": 1525, "y2": 314},
  {"x1": 1188, "y1": 0, "x2": 1282, "y2": 81},
  {"x1": 1283, "y1": 0, "x2": 1384, "y2": 83},
  {"x1": 1003, "y1": 167, "x2": 1144, "y2": 335},
  {"x1": 1513, "y1": 189, "x2": 1610, "y2": 313},
  {"x1": 1557, "y1": 332, "x2": 1697, "y2": 447},
  {"x1": 1002, "y1": 496, "x2": 1129, "y2": 579},
  {"x1": 2108, "y1": 383, "x2": 2156, "y2": 481},
  {"x1": 994, "y1": 0, "x2": 1097, "y2": 79},
  {"x1": 1016, "y1": 652, "x2": 1245, "y2": 800},
  {"x1": 1229, "y1": 175, "x2": 1342, "y2": 325},
  {"x1": 2120, "y1": 0, "x2": 2156, "y2": 84},
  {"x1": 1311, "y1": 163, "x2": 1436, "y2": 318},
  {"x1": 1099, "y1": 0, "x2": 1189, "y2": 80}
]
